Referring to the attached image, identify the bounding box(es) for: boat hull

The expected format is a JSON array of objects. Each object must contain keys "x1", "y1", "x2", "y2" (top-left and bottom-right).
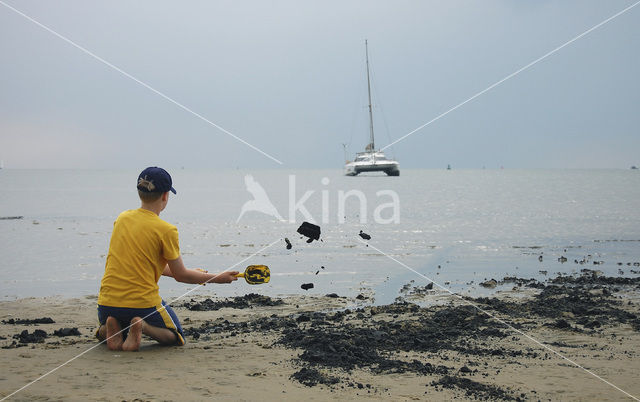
[{"x1": 345, "y1": 161, "x2": 400, "y2": 176}]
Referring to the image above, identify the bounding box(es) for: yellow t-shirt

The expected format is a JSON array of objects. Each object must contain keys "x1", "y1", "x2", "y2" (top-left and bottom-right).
[{"x1": 98, "y1": 208, "x2": 180, "y2": 308}]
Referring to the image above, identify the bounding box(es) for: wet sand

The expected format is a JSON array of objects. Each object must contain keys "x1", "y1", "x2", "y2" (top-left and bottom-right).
[{"x1": 1, "y1": 272, "x2": 639, "y2": 401}]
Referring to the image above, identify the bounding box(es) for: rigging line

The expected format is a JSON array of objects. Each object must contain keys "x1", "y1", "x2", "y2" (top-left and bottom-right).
[
  {"x1": 380, "y1": 0, "x2": 640, "y2": 153},
  {"x1": 0, "y1": 0, "x2": 283, "y2": 165}
]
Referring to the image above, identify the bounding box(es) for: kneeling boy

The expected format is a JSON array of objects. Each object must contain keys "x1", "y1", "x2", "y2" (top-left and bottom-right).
[{"x1": 96, "y1": 167, "x2": 238, "y2": 351}]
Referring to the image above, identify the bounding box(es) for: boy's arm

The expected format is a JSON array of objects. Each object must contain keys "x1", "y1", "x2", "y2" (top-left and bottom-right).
[
  {"x1": 166, "y1": 256, "x2": 239, "y2": 284},
  {"x1": 162, "y1": 264, "x2": 173, "y2": 277},
  {"x1": 163, "y1": 264, "x2": 207, "y2": 279}
]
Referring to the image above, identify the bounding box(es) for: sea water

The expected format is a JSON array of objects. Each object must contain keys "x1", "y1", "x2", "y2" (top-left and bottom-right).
[{"x1": 1, "y1": 168, "x2": 639, "y2": 303}]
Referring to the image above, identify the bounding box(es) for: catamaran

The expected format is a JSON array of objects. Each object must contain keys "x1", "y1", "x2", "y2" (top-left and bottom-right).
[{"x1": 345, "y1": 40, "x2": 400, "y2": 177}]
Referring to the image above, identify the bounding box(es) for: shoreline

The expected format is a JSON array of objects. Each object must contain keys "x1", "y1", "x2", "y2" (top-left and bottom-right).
[{"x1": 1, "y1": 272, "x2": 639, "y2": 401}]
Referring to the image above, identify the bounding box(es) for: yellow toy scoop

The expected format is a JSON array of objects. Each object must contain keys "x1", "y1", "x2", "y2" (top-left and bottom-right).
[{"x1": 235, "y1": 265, "x2": 270, "y2": 285}]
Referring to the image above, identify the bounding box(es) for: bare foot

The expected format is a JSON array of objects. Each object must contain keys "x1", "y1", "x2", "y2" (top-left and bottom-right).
[
  {"x1": 122, "y1": 317, "x2": 143, "y2": 351},
  {"x1": 105, "y1": 316, "x2": 123, "y2": 351}
]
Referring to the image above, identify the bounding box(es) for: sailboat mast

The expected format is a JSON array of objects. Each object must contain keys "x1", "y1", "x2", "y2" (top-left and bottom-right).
[{"x1": 365, "y1": 40, "x2": 375, "y2": 151}]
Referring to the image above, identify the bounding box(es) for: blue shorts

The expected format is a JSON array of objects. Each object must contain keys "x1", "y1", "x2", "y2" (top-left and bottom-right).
[{"x1": 97, "y1": 300, "x2": 185, "y2": 346}]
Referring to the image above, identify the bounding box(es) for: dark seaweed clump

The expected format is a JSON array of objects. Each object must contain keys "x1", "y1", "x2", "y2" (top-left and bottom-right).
[
  {"x1": 290, "y1": 367, "x2": 340, "y2": 387},
  {"x1": 431, "y1": 375, "x2": 523, "y2": 401},
  {"x1": 181, "y1": 293, "x2": 284, "y2": 311},
  {"x1": 53, "y1": 328, "x2": 81, "y2": 337},
  {"x1": 2, "y1": 317, "x2": 55, "y2": 325},
  {"x1": 14, "y1": 329, "x2": 48, "y2": 343},
  {"x1": 474, "y1": 272, "x2": 640, "y2": 332},
  {"x1": 278, "y1": 303, "x2": 518, "y2": 373}
]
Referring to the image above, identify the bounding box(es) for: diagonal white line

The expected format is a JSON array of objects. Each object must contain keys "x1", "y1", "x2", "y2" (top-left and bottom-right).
[
  {"x1": 380, "y1": 0, "x2": 640, "y2": 153},
  {"x1": 0, "y1": 238, "x2": 282, "y2": 401},
  {"x1": 360, "y1": 239, "x2": 639, "y2": 401},
  {"x1": 0, "y1": 0, "x2": 283, "y2": 165}
]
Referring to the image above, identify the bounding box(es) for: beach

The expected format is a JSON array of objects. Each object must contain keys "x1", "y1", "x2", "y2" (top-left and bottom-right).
[
  {"x1": 1, "y1": 271, "x2": 639, "y2": 401},
  {"x1": 2, "y1": 169, "x2": 640, "y2": 400}
]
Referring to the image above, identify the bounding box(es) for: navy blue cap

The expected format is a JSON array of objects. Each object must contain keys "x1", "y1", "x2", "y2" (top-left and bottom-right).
[{"x1": 137, "y1": 167, "x2": 176, "y2": 194}]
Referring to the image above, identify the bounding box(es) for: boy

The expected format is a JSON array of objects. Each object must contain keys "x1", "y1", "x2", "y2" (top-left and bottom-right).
[{"x1": 97, "y1": 167, "x2": 238, "y2": 351}]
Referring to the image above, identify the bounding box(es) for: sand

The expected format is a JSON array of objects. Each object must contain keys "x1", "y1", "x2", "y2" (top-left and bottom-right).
[{"x1": 1, "y1": 275, "x2": 639, "y2": 401}]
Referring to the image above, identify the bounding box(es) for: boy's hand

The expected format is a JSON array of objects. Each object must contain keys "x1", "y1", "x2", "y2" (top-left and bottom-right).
[{"x1": 213, "y1": 271, "x2": 240, "y2": 284}]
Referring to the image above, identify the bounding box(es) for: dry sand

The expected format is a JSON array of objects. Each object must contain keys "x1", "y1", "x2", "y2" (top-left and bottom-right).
[{"x1": 1, "y1": 279, "x2": 639, "y2": 401}]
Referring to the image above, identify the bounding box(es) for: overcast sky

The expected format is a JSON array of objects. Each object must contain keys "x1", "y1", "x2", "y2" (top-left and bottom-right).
[{"x1": 1, "y1": 1, "x2": 638, "y2": 169}]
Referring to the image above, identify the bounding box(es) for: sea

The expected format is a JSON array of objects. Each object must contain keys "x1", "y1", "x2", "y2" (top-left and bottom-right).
[{"x1": 1, "y1": 168, "x2": 639, "y2": 305}]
